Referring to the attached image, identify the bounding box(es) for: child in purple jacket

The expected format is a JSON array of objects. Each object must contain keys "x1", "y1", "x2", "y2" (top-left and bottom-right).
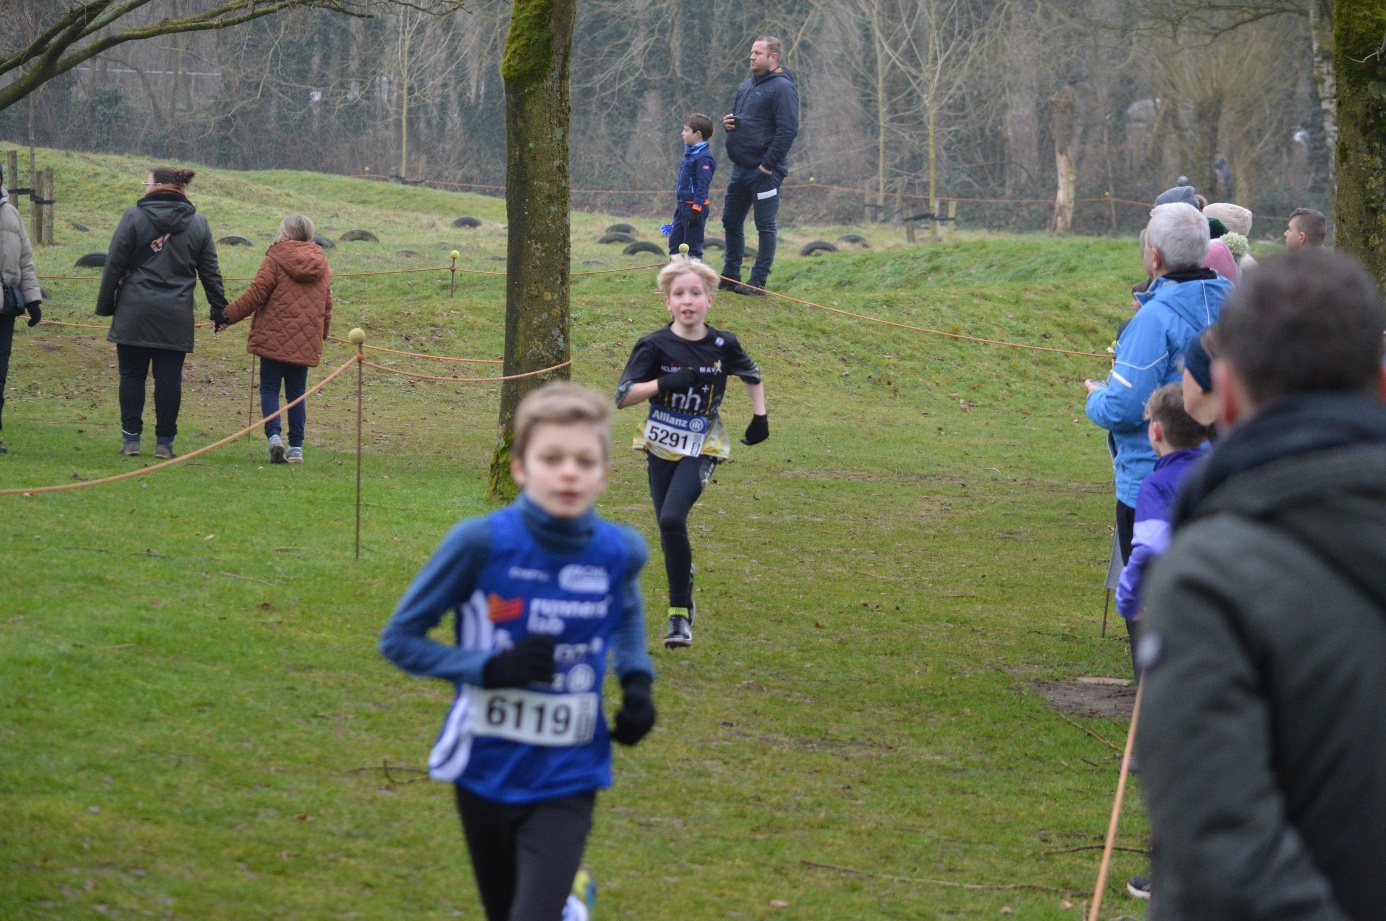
[{"x1": 1116, "y1": 383, "x2": 1206, "y2": 676}]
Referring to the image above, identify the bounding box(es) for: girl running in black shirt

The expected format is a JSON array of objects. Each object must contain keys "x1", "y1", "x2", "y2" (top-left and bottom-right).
[{"x1": 616, "y1": 256, "x2": 769, "y2": 647}]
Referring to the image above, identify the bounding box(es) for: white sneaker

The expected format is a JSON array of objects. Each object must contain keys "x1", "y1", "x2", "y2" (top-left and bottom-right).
[{"x1": 286, "y1": 446, "x2": 303, "y2": 464}]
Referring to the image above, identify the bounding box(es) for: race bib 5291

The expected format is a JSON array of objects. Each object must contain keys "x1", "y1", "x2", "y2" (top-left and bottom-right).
[{"x1": 643, "y1": 406, "x2": 707, "y2": 457}]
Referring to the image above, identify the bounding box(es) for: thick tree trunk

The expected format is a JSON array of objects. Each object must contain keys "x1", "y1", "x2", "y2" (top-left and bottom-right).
[
  {"x1": 487, "y1": 0, "x2": 577, "y2": 500},
  {"x1": 1310, "y1": 0, "x2": 1338, "y2": 208},
  {"x1": 1334, "y1": 0, "x2": 1386, "y2": 286},
  {"x1": 1052, "y1": 86, "x2": 1078, "y2": 234}
]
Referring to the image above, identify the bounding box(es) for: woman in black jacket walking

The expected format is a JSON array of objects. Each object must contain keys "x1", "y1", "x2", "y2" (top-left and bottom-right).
[{"x1": 96, "y1": 167, "x2": 227, "y2": 459}]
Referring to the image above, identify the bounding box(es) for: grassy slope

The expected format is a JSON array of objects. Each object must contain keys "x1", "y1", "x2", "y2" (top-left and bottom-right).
[{"x1": 3, "y1": 146, "x2": 1154, "y2": 920}]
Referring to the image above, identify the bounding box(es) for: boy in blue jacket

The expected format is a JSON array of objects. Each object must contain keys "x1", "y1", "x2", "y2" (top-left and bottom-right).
[
  {"x1": 667, "y1": 114, "x2": 716, "y2": 260},
  {"x1": 380, "y1": 382, "x2": 655, "y2": 921},
  {"x1": 1115, "y1": 383, "x2": 1205, "y2": 676}
]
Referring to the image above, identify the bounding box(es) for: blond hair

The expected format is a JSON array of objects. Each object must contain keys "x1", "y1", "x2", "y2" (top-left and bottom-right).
[
  {"x1": 513, "y1": 382, "x2": 613, "y2": 461},
  {"x1": 657, "y1": 256, "x2": 719, "y2": 299},
  {"x1": 279, "y1": 214, "x2": 314, "y2": 242}
]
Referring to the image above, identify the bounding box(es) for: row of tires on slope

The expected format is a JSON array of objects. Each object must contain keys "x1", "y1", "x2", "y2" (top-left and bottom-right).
[{"x1": 597, "y1": 222, "x2": 870, "y2": 258}]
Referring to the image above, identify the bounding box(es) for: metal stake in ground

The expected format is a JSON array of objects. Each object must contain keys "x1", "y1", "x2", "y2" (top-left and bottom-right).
[
  {"x1": 449, "y1": 250, "x2": 459, "y2": 298},
  {"x1": 350, "y1": 327, "x2": 366, "y2": 560},
  {"x1": 1088, "y1": 679, "x2": 1144, "y2": 921}
]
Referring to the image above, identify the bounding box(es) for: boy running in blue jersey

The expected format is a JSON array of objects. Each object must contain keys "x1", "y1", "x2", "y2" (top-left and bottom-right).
[
  {"x1": 616, "y1": 256, "x2": 769, "y2": 648},
  {"x1": 380, "y1": 383, "x2": 655, "y2": 921}
]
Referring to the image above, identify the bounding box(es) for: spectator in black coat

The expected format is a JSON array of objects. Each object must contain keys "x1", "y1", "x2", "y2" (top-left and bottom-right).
[{"x1": 719, "y1": 35, "x2": 799, "y2": 296}]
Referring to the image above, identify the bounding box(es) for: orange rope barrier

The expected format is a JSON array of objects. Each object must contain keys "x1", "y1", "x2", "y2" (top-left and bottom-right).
[
  {"x1": 363, "y1": 359, "x2": 571, "y2": 384},
  {"x1": 0, "y1": 355, "x2": 360, "y2": 498},
  {"x1": 721, "y1": 277, "x2": 1109, "y2": 360},
  {"x1": 327, "y1": 337, "x2": 502, "y2": 364},
  {"x1": 39, "y1": 265, "x2": 454, "y2": 283}
]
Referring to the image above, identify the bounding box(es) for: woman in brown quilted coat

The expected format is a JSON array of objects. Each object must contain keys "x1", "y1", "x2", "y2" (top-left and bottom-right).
[{"x1": 222, "y1": 214, "x2": 331, "y2": 463}]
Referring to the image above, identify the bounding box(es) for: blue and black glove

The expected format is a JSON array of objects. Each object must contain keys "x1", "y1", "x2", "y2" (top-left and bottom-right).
[
  {"x1": 24, "y1": 301, "x2": 41, "y2": 327},
  {"x1": 481, "y1": 635, "x2": 556, "y2": 689},
  {"x1": 611, "y1": 672, "x2": 655, "y2": 746},
  {"x1": 741, "y1": 414, "x2": 769, "y2": 445}
]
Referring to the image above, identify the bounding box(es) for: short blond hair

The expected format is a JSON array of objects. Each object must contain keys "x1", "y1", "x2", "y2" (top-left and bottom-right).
[
  {"x1": 280, "y1": 214, "x2": 314, "y2": 242},
  {"x1": 513, "y1": 382, "x2": 612, "y2": 461},
  {"x1": 657, "y1": 256, "x2": 719, "y2": 299}
]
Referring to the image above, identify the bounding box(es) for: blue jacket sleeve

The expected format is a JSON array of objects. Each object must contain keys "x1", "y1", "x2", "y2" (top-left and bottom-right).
[
  {"x1": 379, "y1": 517, "x2": 493, "y2": 686},
  {"x1": 611, "y1": 526, "x2": 653, "y2": 680},
  {"x1": 1086, "y1": 308, "x2": 1173, "y2": 434},
  {"x1": 761, "y1": 82, "x2": 799, "y2": 173},
  {"x1": 692, "y1": 154, "x2": 714, "y2": 208}
]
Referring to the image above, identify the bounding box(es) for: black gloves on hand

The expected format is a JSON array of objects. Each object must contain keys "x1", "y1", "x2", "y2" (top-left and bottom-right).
[
  {"x1": 210, "y1": 307, "x2": 229, "y2": 332},
  {"x1": 685, "y1": 208, "x2": 704, "y2": 229},
  {"x1": 24, "y1": 301, "x2": 41, "y2": 327},
  {"x1": 657, "y1": 367, "x2": 702, "y2": 393},
  {"x1": 611, "y1": 672, "x2": 656, "y2": 746},
  {"x1": 481, "y1": 635, "x2": 556, "y2": 689},
  {"x1": 741, "y1": 414, "x2": 769, "y2": 445}
]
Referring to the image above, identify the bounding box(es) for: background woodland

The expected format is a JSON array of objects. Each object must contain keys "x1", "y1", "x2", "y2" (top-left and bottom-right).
[{"x1": 1, "y1": 0, "x2": 1334, "y2": 234}]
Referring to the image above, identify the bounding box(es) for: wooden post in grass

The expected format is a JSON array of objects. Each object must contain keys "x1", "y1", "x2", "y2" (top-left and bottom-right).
[
  {"x1": 247, "y1": 355, "x2": 257, "y2": 437},
  {"x1": 449, "y1": 249, "x2": 459, "y2": 298},
  {"x1": 42, "y1": 169, "x2": 53, "y2": 244},
  {"x1": 29, "y1": 162, "x2": 40, "y2": 244},
  {"x1": 350, "y1": 328, "x2": 366, "y2": 560},
  {"x1": 5, "y1": 152, "x2": 16, "y2": 194},
  {"x1": 905, "y1": 220, "x2": 916, "y2": 245},
  {"x1": 946, "y1": 200, "x2": 956, "y2": 240},
  {"x1": 1088, "y1": 679, "x2": 1144, "y2": 921}
]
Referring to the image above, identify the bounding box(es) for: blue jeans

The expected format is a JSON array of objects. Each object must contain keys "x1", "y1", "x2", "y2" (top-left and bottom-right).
[
  {"x1": 259, "y1": 357, "x2": 308, "y2": 447},
  {"x1": 720, "y1": 162, "x2": 783, "y2": 285}
]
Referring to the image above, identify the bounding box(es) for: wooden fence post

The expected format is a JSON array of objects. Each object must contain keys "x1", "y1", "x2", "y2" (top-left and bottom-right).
[
  {"x1": 4, "y1": 152, "x2": 16, "y2": 193},
  {"x1": 947, "y1": 200, "x2": 957, "y2": 240},
  {"x1": 30, "y1": 162, "x2": 41, "y2": 244},
  {"x1": 42, "y1": 169, "x2": 54, "y2": 245}
]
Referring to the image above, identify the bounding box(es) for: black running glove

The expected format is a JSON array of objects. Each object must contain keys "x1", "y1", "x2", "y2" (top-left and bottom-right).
[
  {"x1": 24, "y1": 301, "x2": 41, "y2": 327},
  {"x1": 611, "y1": 671, "x2": 655, "y2": 746},
  {"x1": 210, "y1": 306, "x2": 229, "y2": 332},
  {"x1": 685, "y1": 208, "x2": 704, "y2": 230},
  {"x1": 657, "y1": 367, "x2": 702, "y2": 393},
  {"x1": 741, "y1": 414, "x2": 769, "y2": 445},
  {"x1": 481, "y1": 635, "x2": 556, "y2": 689}
]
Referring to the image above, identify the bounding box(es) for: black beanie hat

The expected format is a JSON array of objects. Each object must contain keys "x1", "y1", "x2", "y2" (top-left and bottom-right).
[
  {"x1": 1183, "y1": 336, "x2": 1214, "y2": 392},
  {"x1": 1207, "y1": 217, "x2": 1228, "y2": 239}
]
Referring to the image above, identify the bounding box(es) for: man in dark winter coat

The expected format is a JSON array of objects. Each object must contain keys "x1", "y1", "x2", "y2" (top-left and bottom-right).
[
  {"x1": 719, "y1": 35, "x2": 798, "y2": 296},
  {"x1": 1137, "y1": 248, "x2": 1386, "y2": 921}
]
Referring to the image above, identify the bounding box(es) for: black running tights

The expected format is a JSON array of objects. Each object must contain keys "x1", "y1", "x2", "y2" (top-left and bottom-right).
[
  {"x1": 647, "y1": 453, "x2": 716, "y2": 609},
  {"x1": 454, "y1": 787, "x2": 594, "y2": 921}
]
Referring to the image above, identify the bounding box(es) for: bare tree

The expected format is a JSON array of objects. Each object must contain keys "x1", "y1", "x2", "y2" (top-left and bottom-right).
[{"x1": 0, "y1": 0, "x2": 464, "y2": 113}]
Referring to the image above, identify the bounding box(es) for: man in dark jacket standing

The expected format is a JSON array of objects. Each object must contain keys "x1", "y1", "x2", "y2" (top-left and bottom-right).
[
  {"x1": 1137, "y1": 248, "x2": 1386, "y2": 921},
  {"x1": 719, "y1": 35, "x2": 798, "y2": 296}
]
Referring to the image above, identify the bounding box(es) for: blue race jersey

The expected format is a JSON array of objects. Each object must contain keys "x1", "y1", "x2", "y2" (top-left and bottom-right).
[{"x1": 427, "y1": 506, "x2": 636, "y2": 803}]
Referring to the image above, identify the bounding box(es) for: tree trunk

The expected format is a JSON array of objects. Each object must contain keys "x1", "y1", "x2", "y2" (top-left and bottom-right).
[
  {"x1": 1334, "y1": 0, "x2": 1386, "y2": 285},
  {"x1": 1310, "y1": 0, "x2": 1338, "y2": 208},
  {"x1": 1052, "y1": 85, "x2": 1078, "y2": 234},
  {"x1": 487, "y1": 0, "x2": 577, "y2": 500}
]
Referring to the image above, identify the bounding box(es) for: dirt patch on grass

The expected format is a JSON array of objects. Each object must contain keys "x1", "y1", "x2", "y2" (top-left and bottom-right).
[{"x1": 1030, "y1": 679, "x2": 1136, "y2": 721}]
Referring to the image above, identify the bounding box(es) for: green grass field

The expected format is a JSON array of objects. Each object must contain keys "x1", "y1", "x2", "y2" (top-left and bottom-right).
[{"x1": 0, "y1": 146, "x2": 1207, "y2": 920}]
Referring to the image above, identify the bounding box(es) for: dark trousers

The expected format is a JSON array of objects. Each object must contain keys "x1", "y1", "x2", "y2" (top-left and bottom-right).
[
  {"x1": 1116, "y1": 500, "x2": 1139, "y2": 677},
  {"x1": 455, "y1": 787, "x2": 594, "y2": 921},
  {"x1": 647, "y1": 453, "x2": 717, "y2": 609},
  {"x1": 259, "y1": 357, "x2": 308, "y2": 447},
  {"x1": 0, "y1": 314, "x2": 14, "y2": 430},
  {"x1": 721, "y1": 162, "x2": 783, "y2": 285},
  {"x1": 668, "y1": 202, "x2": 707, "y2": 259},
  {"x1": 117, "y1": 344, "x2": 186, "y2": 440},
  {"x1": 1115, "y1": 500, "x2": 1136, "y2": 566}
]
